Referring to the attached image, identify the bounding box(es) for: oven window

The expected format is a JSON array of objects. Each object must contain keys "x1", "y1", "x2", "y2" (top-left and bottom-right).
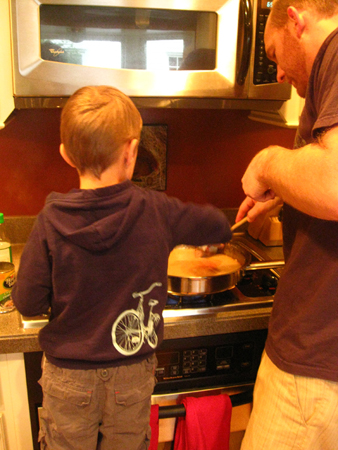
[{"x1": 39, "y1": 5, "x2": 217, "y2": 71}]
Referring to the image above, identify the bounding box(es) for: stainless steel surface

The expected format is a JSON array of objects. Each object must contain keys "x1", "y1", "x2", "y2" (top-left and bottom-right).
[
  {"x1": 163, "y1": 288, "x2": 273, "y2": 319},
  {"x1": 167, "y1": 241, "x2": 283, "y2": 296},
  {"x1": 245, "y1": 260, "x2": 285, "y2": 270},
  {"x1": 233, "y1": 232, "x2": 284, "y2": 262},
  {"x1": 21, "y1": 314, "x2": 49, "y2": 329},
  {"x1": 168, "y1": 242, "x2": 249, "y2": 296},
  {"x1": 13, "y1": 96, "x2": 287, "y2": 111},
  {"x1": 152, "y1": 383, "x2": 254, "y2": 419},
  {"x1": 152, "y1": 382, "x2": 254, "y2": 403},
  {"x1": 10, "y1": 0, "x2": 291, "y2": 107}
]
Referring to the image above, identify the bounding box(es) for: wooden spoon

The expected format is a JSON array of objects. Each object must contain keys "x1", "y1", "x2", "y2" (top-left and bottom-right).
[{"x1": 230, "y1": 216, "x2": 248, "y2": 231}]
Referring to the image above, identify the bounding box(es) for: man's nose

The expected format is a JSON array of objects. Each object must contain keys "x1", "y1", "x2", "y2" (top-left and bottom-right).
[{"x1": 276, "y1": 66, "x2": 286, "y2": 83}]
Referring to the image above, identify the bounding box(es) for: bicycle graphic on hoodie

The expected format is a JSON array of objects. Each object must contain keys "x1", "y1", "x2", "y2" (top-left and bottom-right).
[{"x1": 112, "y1": 282, "x2": 162, "y2": 356}]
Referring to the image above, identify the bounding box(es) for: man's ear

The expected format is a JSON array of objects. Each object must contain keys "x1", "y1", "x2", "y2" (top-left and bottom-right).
[
  {"x1": 59, "y1": 144, "x2": 76, "y2": 168},
  {"x1": 287, "y1": 6, "x2": 305, "y2": 39}
]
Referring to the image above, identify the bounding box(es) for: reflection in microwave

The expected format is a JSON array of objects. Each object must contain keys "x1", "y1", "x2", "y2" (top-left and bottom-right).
[{"x1": 39, "y1": 5, "x2": 217, "y2": 71}]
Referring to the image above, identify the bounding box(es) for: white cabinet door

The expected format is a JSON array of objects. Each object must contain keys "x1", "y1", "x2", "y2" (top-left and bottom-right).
[
  {"x1": 0, "y1": 414, "x2": 6, "y2": 450},
  {"x1": 0, "y1": 0, "x2": 14, "y2": 129},
  {"x1": 0, "y1": 354, "x2": 34, "y2": 450}
]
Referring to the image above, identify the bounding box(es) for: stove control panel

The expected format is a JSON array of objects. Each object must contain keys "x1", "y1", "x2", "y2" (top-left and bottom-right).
[
  {"x1": 182, "y1": 348, "x2": 208, "y2": 375},
  {"x1": 154, "y1": 329, "x2": 267, "y2": 393},
  {"x1": 156, "y1": 342, "x2": 253, "y2": 380}
]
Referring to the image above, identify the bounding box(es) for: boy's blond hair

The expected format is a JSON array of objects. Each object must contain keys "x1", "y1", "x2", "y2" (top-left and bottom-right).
[{"x1": 60, "y1": 86, "x2": 143, "y2": 178}]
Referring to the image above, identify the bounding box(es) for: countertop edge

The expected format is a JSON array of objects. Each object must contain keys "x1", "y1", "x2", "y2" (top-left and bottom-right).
[{"x1": 0, "y1": 307, "x2": 272, "y2": 354}]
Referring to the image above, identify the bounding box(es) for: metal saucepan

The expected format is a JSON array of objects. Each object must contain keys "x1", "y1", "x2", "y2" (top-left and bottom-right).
[{"x1": 167, "y1": 241, "x2": 284, "y2": 296}]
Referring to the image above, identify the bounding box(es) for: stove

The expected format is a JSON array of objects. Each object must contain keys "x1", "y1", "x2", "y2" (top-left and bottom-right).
[
  {"x1": 154, "y1": 235, "x2": 283, "y2": 393},
  {"x1": 155, "y1": 261, "x2": 277, "y2": 391}
]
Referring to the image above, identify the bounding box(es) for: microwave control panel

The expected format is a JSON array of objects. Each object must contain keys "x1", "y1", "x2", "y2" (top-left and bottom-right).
[{"x1": 254, "y1": 8, "x2": 278, "y2": 84}]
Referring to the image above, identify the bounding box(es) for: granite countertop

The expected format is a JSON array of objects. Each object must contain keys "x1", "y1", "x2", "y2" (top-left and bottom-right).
[
  {"x1": 0, "y1": 226, "x2": 284, "y2": 355},
  {"x1": 0, "y1": 310, "x2": 42, "y2": 353},
  {"x1": 1, "y1": 303, "x2": 274, "y2": 354},
  {"x1": 0, "y1": 243, "x2": 42, "y2": 353}
]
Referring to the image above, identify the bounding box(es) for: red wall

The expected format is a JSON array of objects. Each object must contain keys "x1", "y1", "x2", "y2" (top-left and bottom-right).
[{"x1": 0, "y1": 107, "x2": 296, "y2": 216}]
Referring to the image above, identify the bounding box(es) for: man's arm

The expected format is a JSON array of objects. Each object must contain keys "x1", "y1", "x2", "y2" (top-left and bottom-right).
[{"x1": 240, "y1": 126, "x2": 338, "y2": 221}]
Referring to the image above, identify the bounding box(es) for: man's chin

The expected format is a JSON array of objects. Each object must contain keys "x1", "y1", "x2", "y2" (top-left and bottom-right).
[{"x1": 291, "y1": 83, "x2": 306, "y2": 99}]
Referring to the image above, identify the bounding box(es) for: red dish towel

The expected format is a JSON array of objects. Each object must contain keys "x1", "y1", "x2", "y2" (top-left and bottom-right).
[
  {"x1": 173, "y1": 394, "x2": 232, "y2": 450},
  {"x1": 149, "y1": 404, "x2": 159, "y2": 450}
]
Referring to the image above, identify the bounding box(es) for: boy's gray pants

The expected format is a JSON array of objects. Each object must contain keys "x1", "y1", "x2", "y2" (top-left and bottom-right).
[{"x1": 38, "y1": 354, "x2": 157, "y2": 450}]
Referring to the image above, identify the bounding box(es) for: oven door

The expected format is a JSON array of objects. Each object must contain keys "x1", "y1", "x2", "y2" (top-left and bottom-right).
[
  {"x1": 150, "y1": 328, "x2": 267, "y2": 449},
  {"x1": 152, "y1": 383, "x2": 253, "y2": 450}
]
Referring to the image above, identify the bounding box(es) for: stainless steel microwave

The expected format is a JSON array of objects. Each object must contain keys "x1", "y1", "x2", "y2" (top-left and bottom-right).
[{"x1": 10, "y1": 0, "x2": 291, "y2": 109}]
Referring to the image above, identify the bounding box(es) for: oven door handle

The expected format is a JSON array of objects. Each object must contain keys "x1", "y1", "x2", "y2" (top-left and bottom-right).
[{"x1": 158, "y1": 387, "x2": 253, "y2": 419}]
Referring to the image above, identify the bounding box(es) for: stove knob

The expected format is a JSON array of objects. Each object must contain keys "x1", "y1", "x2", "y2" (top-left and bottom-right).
[
  {"x1": 261, "y1": 273, "x2": 278, "y2": 294},
  {"x1": 240, "y1": 272, "x2": 254, "y2": 285}
]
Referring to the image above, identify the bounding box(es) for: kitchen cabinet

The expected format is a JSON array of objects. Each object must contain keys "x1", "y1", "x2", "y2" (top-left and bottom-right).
[
  {"x1": 0, "y1": 354, "x2": 33, "y2": 450},
  {"x1": 0, "y1": 0, "x2": 14, "y2": 129}
]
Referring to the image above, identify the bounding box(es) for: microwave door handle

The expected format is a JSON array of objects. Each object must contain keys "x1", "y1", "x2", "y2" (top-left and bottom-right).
[{"x1": 236, "y1": 0, "x2": 253, "y2": 86}]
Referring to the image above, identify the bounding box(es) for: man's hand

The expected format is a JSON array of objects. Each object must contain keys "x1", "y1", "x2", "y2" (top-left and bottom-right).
[
  {"x1": 241, "y1": 149, "x2": 276, "y2": 202},
  {"x1": 236, "y1": 196, "x2": 283, "y2": 223}
]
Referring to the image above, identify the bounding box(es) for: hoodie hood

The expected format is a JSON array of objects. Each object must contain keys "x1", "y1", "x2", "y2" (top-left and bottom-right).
[{"x1": 44, "y1": 180, "x2": 145, "y2": 252}]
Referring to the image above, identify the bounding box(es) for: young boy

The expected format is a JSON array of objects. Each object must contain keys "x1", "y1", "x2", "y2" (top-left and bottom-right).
[{"x1": 12, "y1": 86, "x2": 232, "y2": 450}]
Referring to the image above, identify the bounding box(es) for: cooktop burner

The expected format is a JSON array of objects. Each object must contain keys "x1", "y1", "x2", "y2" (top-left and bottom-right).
[
  {"x1": 166, "y1": 289, "x2": 238, "y2": 309},
  {"x1": 237, "y1": 269, "x2": 278, "y2": 297},
  {"x1": 165, "y1": 267, "x2": 278, "y2": 310}
]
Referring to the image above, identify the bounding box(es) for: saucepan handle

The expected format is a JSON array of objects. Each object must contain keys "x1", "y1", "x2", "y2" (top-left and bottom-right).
[{"x1": 245, "y1": 260, "x2": 285, "y2": 270}]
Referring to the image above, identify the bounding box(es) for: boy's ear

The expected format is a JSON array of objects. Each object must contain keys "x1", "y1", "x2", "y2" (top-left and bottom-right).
[
  {"x1": 124, "y1": 139, "x2": 139, "y2": 166},
  {"x1": 59, "y1": 144, "x2": 76, "y2": 168}
]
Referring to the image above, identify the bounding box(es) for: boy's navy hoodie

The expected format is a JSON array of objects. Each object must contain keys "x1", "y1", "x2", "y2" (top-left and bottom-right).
[{"x1": 13, "y1": 180, "x2": 232, "y2": 369}]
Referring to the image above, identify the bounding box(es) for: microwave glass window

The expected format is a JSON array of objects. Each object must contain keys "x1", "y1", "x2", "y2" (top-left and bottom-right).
[
  {"x1": 147, "y1": 40, "x2": 185, "y2": 70},
  {"x1": 41, "y1": 40, "x2": 122, "y2": 69},
  {"x1": 39, "y1": 5, "x2": 217, "y2": 71}
]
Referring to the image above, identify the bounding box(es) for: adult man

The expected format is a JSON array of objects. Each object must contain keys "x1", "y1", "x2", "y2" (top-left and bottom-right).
[{"x1": 236, "y1": 1, "x2": 338, "y2": 449}]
